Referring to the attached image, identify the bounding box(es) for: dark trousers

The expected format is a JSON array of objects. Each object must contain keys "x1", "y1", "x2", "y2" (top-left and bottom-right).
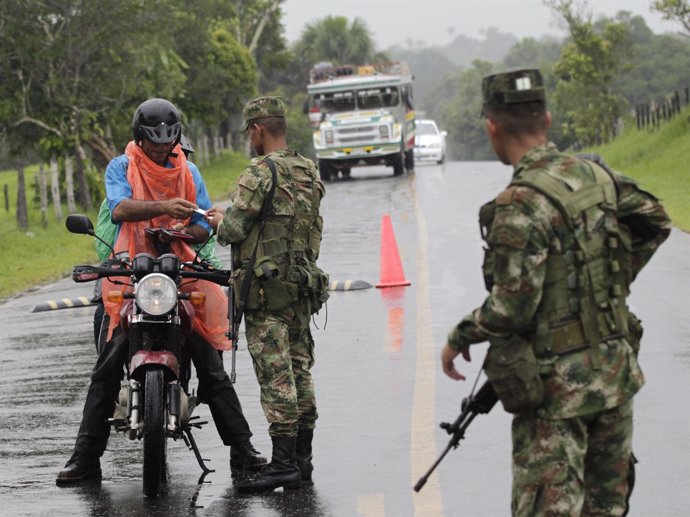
[{"x1": 74, "y1": 319, "x2": 252, "y2": 459}]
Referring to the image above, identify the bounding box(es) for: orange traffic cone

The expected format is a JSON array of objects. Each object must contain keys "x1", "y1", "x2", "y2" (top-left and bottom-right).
[{"x1": 376, "y1": 214, "x2": 411, "y2": 288}]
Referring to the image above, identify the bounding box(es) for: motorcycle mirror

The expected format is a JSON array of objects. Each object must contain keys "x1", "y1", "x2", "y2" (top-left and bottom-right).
[{"x1": 66, "y1": 214, "x2": 95, "y2": 235}]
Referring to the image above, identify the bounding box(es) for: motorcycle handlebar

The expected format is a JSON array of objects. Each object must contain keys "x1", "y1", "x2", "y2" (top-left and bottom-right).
[
  {"x1": 179, "y1": 269, "x2": 231, "y2": 285},
  {"x1": 72, "y1": 264, "x2": 231, "y2": 286}
]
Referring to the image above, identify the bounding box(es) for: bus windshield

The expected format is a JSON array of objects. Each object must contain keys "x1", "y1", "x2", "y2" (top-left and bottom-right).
[
  {"x1": 315, "y1": 86, "x2": 400, "y2": 113},
  {"x1": 357, "y1": 87, "x2": 400, "y2": 110}
]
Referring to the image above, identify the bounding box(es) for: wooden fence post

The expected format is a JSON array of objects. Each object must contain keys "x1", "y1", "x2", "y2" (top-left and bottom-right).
[
  {"x1": 3, "y1": 184, "x2": 8, "y2": 212},
  {"x1": 50, "y1": 157, "x2": 62, "y2": 220},
  {"x1": 16, "y1": 165, "x2": 28, "y2": 231},
  {"x1": 65, "y1": 156, "x2": 76, "y2": 214},
  {"x1": 39, "y1": 163, "x2": 48, "y2": 227}
]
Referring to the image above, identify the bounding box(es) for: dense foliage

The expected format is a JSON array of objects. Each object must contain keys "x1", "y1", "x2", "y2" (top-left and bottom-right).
[
  {"x1": 0, "y1": 0, "x2": 281, "y2": 207},
  {"x1": 401, "y1": 5, "x2": 690, "y2": 160}
]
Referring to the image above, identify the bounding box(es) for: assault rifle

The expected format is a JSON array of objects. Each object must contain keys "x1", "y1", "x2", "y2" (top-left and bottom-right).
[
  {"x1": 228, "y1": 245, "x2": 239, "y2": 383},
  {"x1": 414, "y1": 380, "x2": 498, "y2": 492}
]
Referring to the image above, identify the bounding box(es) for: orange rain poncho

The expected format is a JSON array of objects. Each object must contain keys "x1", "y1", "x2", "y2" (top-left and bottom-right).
[{"x1": 101, "y1": 141, "x2": 231, "y2": 351}]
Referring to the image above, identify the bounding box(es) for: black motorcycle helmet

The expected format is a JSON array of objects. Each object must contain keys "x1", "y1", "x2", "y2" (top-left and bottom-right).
[
  {"x1": 179, "y1": 133, "x2": 195, "y2": 156},
  {"x1": 132, "y1": 98, "x2": 182, "y2": 146}
]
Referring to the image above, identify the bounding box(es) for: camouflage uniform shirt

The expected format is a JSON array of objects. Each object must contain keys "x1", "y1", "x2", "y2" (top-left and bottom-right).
[
  {"x1": 448, "y1": 143, "x2": 671, "y2": 419},
  {"x1": 217, "y1": 148, "x2": 324, "y2": 260}
]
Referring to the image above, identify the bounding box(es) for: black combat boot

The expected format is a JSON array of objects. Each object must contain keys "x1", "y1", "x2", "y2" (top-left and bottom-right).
[
  {"x1": 56, "y1": 453, "x2": 102, "y2": 485},
  {"x1": 296, "y1": 428, "x2": 314, "y2": 482},
  {"x1": 230, "y1": 440, "x2": 268, "y2": 471},
  {"x1": 235, "y1": 436, "x2": 302, "y2": 493}
]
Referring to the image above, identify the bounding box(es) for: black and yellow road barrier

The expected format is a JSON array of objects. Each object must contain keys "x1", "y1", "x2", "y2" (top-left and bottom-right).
[
  {"x1": 30, "y1": 281, "x2": 370, "y2": 312},
  {"x1": 31, "y1": 297, "x2": 94, "y2": 313},
  {"x1": 328, "y1": 279, "x2": 373, "y2": 291}
]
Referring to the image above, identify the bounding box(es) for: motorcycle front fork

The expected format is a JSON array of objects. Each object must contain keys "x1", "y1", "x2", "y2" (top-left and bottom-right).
[{"x1": 113, "y1": 379, "x2": 190, "y2": 439}]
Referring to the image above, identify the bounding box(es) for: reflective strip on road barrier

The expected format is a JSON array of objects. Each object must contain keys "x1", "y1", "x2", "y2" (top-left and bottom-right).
[
  {"x1": 31, "y1": 297, "x2": 94, "y2": 313},
  {"x1": 328, "y1": 279, "x2": 373, "y2": 291}
]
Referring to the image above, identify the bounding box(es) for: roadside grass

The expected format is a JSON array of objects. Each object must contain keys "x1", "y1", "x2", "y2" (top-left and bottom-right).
[
  {"x1": 586, "y1": 107, "x2": 690, "y2": 231},
  {"x1": 0, "y1": 150, "x2": 246, "y2": 301}
]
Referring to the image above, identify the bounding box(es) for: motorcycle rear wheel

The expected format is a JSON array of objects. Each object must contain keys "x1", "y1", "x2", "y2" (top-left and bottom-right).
[{"x1": 143, "y1": 368, "x2": 166, "y2": 497}]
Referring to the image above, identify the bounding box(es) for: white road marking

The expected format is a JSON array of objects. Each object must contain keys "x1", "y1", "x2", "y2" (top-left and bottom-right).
[
  {"x1": 357, "y1": 492, "x2": 386, "y2": 517},
  {"x1": 410, "y1": 181, "x2": 445, "y2": 516}
]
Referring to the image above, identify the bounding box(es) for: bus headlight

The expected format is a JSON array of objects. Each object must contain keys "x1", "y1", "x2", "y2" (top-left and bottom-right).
[{"x1": 135, "y1": 273, "x2": 177, "y2": 315}]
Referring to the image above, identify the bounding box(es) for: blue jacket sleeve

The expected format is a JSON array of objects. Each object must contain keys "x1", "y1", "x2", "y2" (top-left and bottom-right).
[
  {"x1": 188, "y1": 161, "x2": 212, "y2": 233},
  {"x1": 105, "y1": 155, "x2": 131, "y2": 223}
]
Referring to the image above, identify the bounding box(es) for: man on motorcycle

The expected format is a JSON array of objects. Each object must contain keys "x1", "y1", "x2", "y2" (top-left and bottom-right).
[
  {"x1": 91, "y1": 134, "x2": 222, "y2": 349},
  {"x1": 57, "y1": 98, "x2": 266, "y2": 484}
]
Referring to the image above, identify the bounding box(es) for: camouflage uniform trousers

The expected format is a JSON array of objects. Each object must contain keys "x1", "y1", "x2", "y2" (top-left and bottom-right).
[
  {"x1": 512, "y1": 399, "x2": 634, "y2": 517},
  {"x1": 244, "y1": 306, "x2": 317, "y2": 437}
]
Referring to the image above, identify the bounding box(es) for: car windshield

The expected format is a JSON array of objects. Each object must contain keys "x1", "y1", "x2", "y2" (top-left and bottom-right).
[{"x1": 416, "y1": 122, "x2": 438, "y2": 136}]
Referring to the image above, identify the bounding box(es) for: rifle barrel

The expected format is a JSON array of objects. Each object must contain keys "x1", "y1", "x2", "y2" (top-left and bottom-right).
[{"x1": 413, "y1": 381, "x2": 498, "y2": 493}]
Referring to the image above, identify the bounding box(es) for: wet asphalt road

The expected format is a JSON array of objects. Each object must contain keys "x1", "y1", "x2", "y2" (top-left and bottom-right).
[{"x1": 1, "y1": 160, "x2": 689, "y2": 517}]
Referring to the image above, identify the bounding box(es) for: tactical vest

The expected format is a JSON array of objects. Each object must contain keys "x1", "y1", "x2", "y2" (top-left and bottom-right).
[
  {"x1": 235, "y1": 153, "x2": 320, "y2": 269},
  {"x1": 481, "y1": 160, "x2": 632, "y2": 364},
  {"x1": 234, "y1": 152, "x2": 328, "y2": 314}
]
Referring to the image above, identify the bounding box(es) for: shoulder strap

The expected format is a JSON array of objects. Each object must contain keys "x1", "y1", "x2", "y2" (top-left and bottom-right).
[
  {"x1": 576, "y1": 153, "x2": 620, "y2": 197},
  {"x1": 511, "y1": 162, "x2": 616, "y2": 228},
  {"x1": 235, "y1": 158, "x2": 278, "y2": 324}
]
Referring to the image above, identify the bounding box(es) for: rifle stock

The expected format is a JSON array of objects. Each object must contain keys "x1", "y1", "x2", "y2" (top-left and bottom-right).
[{"x1": 414, "y1": 381, "x2": 498, "y2": 492}]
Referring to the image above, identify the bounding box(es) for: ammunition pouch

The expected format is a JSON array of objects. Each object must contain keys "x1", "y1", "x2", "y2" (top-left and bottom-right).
[
  {"x1": 484, "y1": 335, "x2": 545, "y2": 415},
  {"x1": 287, "y1": 261, "x2": 330, "y2": 314},
  {"x1": 234, "y1": 256, "x2": 298, "y2": 312}
]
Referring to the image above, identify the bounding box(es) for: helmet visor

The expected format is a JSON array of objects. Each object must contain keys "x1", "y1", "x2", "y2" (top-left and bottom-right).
[{"x1": 139, "y1": 122, "x2": 181, "y2": 144}]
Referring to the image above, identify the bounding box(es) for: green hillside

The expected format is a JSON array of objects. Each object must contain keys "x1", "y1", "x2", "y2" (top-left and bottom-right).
[{"x1": 587, "y1": 107, "x2": 690, "y2": 231}]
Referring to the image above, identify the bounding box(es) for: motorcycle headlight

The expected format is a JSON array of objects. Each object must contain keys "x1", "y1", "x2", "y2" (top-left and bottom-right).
[{"x1": 135, "y1": 273, "x2": 177, "y2": 315}]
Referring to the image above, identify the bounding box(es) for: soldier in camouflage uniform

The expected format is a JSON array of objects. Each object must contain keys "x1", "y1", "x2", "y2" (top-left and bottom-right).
[
  {"x1": 440, "y1": 69, "x2": 671, "y2": 516},
  {"x1": 207, "y1": 96, "x2": 327, "y2": 493}
]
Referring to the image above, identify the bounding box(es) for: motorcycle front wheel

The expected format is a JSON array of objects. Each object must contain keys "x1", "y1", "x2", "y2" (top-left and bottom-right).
[{"x1": 143, "y1": 367, "x2": 166, "y2": 497}]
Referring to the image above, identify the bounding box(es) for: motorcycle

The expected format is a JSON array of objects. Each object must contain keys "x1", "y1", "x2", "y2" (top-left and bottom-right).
[{"x1": 66, "y1": 214, "x2": 231, "y2": 497}]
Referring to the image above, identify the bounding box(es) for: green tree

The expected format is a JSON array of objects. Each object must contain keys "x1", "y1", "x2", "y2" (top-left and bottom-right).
[
  {"x1": 503, "y1": 36, "x2": 563, "y2": 69},
  {"x1": 425, "y1": 61, "x2": 496, "y2": 160},
  {"x1": 652, "y1": 0, "x2": 690, "y2": 35},
  {"x1": 545, "y1": 0, "x2": 632, "y2": 146},
  {"x1": 0, "y1": 0, "x2": 186, "y2": 208},
  {"x1": 610, "y1": 12, "x2": 690, "y2": 104},
  {"x1": 387, "y1": 46, "x2": 460, "y2": 112},
  {"x1": 294, "y1": 16, "x2": 378, "y2": 67}
]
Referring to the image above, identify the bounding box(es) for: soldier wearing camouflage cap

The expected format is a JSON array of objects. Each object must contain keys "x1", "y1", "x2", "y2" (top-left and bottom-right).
[
  {"x1": 208, "y1": 96, "x2": 327, "y2": 493},
  {"x1": 441, "y1": 69, "x2": 671, "y2": 515},
  {"x1": 239, "y1": 96, "x2": 287, "y2": 132}
]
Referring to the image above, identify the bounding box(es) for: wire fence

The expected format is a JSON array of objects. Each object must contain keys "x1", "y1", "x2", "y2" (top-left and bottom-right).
[{"x1": 635, "y1": 87, "x2": 690, "y2": 130}]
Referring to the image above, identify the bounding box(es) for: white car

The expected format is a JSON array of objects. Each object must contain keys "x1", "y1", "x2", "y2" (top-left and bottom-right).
[{"x1": 414, "y1": 119, "x2": 447, "y2": 164}]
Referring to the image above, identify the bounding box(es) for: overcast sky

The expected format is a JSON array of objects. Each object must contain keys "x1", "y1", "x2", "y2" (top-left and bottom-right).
[{"x1": 281, "y1": 0, "x2": 679, "y2": 49}]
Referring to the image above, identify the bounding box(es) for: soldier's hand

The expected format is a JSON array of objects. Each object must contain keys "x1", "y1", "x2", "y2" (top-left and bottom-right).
[
  {"x1": 206, "y1": 207, "x2": 226, "y2": 232},
  {"x1": 163, "y1": 198, "x2": 197, "y2": 220},
  {"x1": 441, "y1": 343, "x2": 471, "y2": 381}
]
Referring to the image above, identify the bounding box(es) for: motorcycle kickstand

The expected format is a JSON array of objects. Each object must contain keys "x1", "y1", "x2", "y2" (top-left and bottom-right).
[{"x1": 182, "y1": 426, "x2": 215, "y2": 475}]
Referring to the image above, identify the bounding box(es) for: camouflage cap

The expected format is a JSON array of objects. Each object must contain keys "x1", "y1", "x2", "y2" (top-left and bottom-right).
[
  {"x1": 481, "y1": 69, "x2": 545, "y2": 113},
  {"x1": 240, "y1": 96, "x2": 287, "y2": 131}
]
